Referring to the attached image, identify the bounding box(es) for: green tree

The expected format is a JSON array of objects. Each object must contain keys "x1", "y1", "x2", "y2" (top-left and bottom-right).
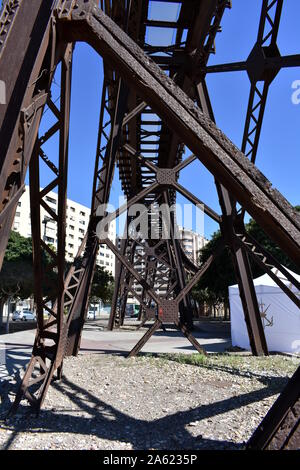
[
  {"x1": 0, "y1": 231, "x2": 35, "y2": 328},
  {"x1": 0, "y1": 231, "x2": 59, "y2": 306},
  {"x1": 0, "y1": 231, "x2": 34, "y2": 297},
  {"x1": 245, "y1": 207, "x2": 300, "y2": 276},
  {"x1": 192, "y1": 206, "x2": 300, "y2": 308},
  {"x1": 90, "y1": 265, "x2": 114, "y2": 304},
  {"x1": 192, "y1": 230, "x2": 234, "y2": 314},
  {"x1": 0, "y1": 232, "x2": 115, "y2": 328}
]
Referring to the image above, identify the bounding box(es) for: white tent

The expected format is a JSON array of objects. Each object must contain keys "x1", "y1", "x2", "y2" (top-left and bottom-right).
[{"x1": 229, "y1": 267, "x2": 300, "y2": 353}]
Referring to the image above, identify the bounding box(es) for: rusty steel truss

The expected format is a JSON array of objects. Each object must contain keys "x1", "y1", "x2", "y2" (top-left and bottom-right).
[{"x1": 0, "y1": 0, "x2": 299, "y2": 449}]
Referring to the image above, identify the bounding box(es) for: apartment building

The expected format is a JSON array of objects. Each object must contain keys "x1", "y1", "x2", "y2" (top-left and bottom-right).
[
  {"x1": 120, "y1": 227, "x2": 207, "y2": 305},
  {"x1": 178, "y1": 226, "x2": 208, "y2": 264},
  {"x1": 13, "y1": 186, "x2": 116, "y2": 277}
]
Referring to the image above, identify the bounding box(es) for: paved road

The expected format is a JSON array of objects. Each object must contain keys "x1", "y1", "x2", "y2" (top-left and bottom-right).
[{"x1": 0, "y1": 318, "x2": 231, "y2": 382}]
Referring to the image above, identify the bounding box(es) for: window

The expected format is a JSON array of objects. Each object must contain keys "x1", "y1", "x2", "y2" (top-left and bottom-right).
[
  {"x1": 45, "y1": 236, "x2": 54, "y2": 243},
  {"x1": 68, "y1": 243, "x2": 74, "y2": 248},
  {"x1": 78, "y1": 237, "x2": 84, "y2": 243},
  {"x1": 79, "y1": 228, "x2": 84, "y2": 234},
  {"x1": 17, "y1": 202, "x2": 21, "y2": 207},
  {"x1": 69, "y1": 234, "x2": 74, "y2": 239},
  {"x1": 79, "y1": 220, "x2": 85, "y2": 225},
  {"x1": 46, "y1": 196, "x2": 56, "y2": 205},
  {"x1": 70, "y1": 207, "x2": 75, "y2": 212},
  {"x1": 15, "y1": 211, "x2": 20, "y2": 217},
  {"x1": 80, "y1": 211, "x2": 85, "y2": 216},
  {"x1": 69, "y1": 225, "x2": 74, "y2": 230}
]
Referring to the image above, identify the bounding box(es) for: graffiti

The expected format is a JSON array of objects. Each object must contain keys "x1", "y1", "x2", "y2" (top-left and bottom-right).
[{"x1": 259, "y1": 300, "x2": 273, "y2": 328}]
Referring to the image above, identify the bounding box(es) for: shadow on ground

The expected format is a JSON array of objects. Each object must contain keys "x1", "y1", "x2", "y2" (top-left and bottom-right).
[
  {"x1": 0, "y1": 345, "x2": 33, "y2": 382},
  {"x1": 0, "y1": 364, "x2": 290, "y2": 450}
]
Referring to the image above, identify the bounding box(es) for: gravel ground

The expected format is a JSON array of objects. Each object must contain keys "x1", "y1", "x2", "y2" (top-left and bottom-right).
[{"x1": 0, "y1": 353, "x2": 298, "y2": 450}]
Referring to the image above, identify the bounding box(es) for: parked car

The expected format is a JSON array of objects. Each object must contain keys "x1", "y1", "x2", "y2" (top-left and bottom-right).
[
  {"x1": 87, "y1": 311, "x2": 95, "y2": 320},
  {"x1": 12, "y1": 310, "x2": 36, "y2": 321}
]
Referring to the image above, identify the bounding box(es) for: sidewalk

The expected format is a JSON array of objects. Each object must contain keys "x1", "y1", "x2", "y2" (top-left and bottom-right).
[{"x1": 0, "y1": 319, "x2": 231, "y2": 382}]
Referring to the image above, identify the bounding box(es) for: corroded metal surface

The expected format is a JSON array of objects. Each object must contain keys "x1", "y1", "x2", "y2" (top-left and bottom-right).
[
  {"x1": 247, "y1": 365, "x2": 300, "y2": 450},
  {"x1": 0, "y1": 0, "x2": 299, "y2": 448}
]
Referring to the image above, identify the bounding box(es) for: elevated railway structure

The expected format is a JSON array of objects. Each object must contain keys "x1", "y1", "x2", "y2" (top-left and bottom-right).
[{"x1": 0, "y1": 0, "x2": 299, "y2": 449}]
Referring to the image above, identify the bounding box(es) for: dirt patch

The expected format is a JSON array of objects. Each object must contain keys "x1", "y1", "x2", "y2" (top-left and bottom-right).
[{"x1": 0, "y1": 353, "x2": 297, "y2": 450}]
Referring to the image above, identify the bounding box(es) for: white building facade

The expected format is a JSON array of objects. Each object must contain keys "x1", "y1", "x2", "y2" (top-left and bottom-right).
[
  {"x1": 178, "y1": 226, "x2": 208, "y2": 264},
  {"x1": 13, "y1": 186, "x2": 116, "y2": 277},
  {"x1": 122, "y1": 227, "x2": 208, "y2": 305}
]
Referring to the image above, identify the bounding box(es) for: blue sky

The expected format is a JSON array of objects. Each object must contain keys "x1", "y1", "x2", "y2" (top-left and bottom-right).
[{"x1": 15, "y1": 0, "x2": 300, "y2": 239}]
